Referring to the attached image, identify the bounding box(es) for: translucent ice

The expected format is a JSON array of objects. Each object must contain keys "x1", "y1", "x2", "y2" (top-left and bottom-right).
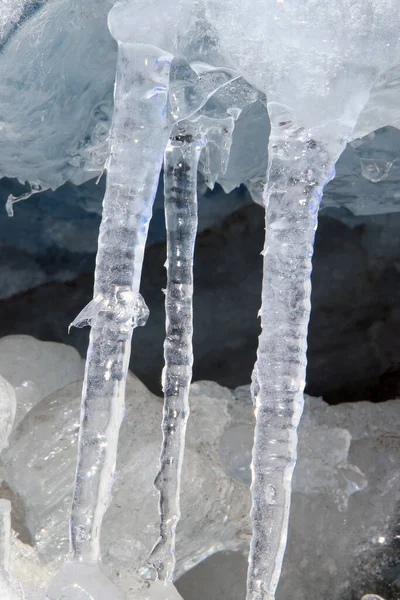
[
  {"x1": 49, "y1": 6, "x2": 175, "y2": 592},
  {"x1": 1, "y1": 2, "x2": 400, "y2": 599},
  {"x1": 150, "y1": 119, "x2": 202, "y2": 581},
  {"x1": 0, "y1": 335, "x2": 83, "y2": 427},
  {"x1": 1, "y1": 366, "x2": 398, "y2": 598},
  {"x1": 0, "y1": 377, "x2": 16, "y2": 451},
  {"x1": 46, "y1": 562, "x2": 125, "y2": 600},
  {"x1": 181, "y1": 389, "x2": 399, "y2": 600},
  {"x1": 0, "y1": 0, "x2": 399, "y2": 201},
  {"x1": 360, "y1": 159, "x2": 393, "y2": 183}
]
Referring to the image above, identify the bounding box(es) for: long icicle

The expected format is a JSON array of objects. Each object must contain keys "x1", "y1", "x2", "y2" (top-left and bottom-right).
[
  {"x1": 69, "y1": 42, "x2": 172, "y2": 566},
  {"x1": 246, "y1": 104, "x2": 347, "y2": 600},
  {"x1": 150, "y1": 119, "x2": 203, "y2": 582},
  {"x1": 47, "y1": 42, "x2": 172, "y2": 599}
]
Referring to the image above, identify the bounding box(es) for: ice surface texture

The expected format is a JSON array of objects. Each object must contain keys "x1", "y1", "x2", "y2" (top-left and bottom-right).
[{"x1": 0, "y1": 0, "x2": 400, "y2": 199}]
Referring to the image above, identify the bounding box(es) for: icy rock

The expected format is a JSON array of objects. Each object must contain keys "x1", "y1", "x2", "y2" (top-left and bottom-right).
[
  {"x1": 0, "y1": 335, "x2": 84, "y2": 425},
  {"x1": 142, "y1": 580, "x2": 184, "y2": 600},
  {"x1": 47, "y1": 567, "x2": 183, "y2": 600},
  {"x1": 1, "y1": 376, "x2": 250, "y2": 598},
  {"x1": 0, "y1": 376, "x2": 16, "y2": 451}
]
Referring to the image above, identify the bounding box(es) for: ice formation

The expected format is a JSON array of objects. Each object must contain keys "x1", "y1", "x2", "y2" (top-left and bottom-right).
[
  {"x1": 1, "y1": 0, "x2": 400, "y2": 599},
  {"x1": 150, "y1": 120, "x2": 201, "y2": 581}
]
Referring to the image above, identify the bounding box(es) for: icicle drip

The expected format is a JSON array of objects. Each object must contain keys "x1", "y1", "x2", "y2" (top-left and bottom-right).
[
  {"x1": 150, "y1": 118, "x2": 204, "y2": 581},
  {"x1": 47, "y1": 41, "x2": 172, "y2": 600},
  {"x1": 0, "y1": 500, "x2": 11, "y2": 574},
  {"x1": 246, "y1": 103, "x2": 347, "y2": 600}
]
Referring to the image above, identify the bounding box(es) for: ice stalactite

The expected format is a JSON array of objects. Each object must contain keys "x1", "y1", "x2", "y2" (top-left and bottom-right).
[
  {"x1": 247, "y1": 104, "x2": 351, "y2": 600},
  {"x1": 150, "y1": 120, "x2": 202, "y2": 582},
  {"x1": 46, "y1": 30, "x2": 173, "y2": 600},
  {"x1": 150, "y1": 112, "x2": 235, "y2": 581}
]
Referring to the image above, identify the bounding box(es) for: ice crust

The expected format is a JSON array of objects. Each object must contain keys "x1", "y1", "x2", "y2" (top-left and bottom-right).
[
  {"x1": 0, "y1": 0, "x2": 400, "y2": 208},
  {"x1": 0, "y1": 338, "x2": 397, "y2": 599}
]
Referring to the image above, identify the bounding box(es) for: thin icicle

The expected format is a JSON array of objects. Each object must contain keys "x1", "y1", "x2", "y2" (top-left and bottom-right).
[
  {"x1": 246, "y1": 104, "x2": 347, "y2": 600},
  {"x1": 149, "y1": 111, "x2": 237, "y2": 581},
  {"x1": 150, "y1": 118, "x2": 203, "y2": 582},
  {"x1": 68, "y1": 42, "x2": 171, "y2": 567},
  {"x1": 46, "y1": 40, "x2": 172, "y2": 600}
]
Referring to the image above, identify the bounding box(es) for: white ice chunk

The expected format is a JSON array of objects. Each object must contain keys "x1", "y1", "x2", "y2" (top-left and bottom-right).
[
  {"x1": 0, "y1": 335, "x2": 84, "y2": 425},
  {"x1": 0, "y1": 377, "x2": 16, "y2": 451}
]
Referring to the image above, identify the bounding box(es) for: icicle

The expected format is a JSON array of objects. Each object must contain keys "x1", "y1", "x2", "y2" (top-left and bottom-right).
[
  {"x1": 46, "y1": 31, "x2": 173, "y2": 600},
  {"x1": 149, "y1": 118, "x2": 203, "y2": 582},
  {"x1": 246, "y1": 103, "x2": 349, "y2": 600}
]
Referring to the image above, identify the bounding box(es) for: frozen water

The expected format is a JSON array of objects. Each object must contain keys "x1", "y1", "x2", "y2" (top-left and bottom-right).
[
  {"x1": 1, "y1": 373, "x2": 250, "y2": 597},
  {"x1": 182, "y1": 389, "x2": 400, "y2": 600},
  {"x1": 0, "y1": 345, "x2": 398, "y2": 599},
  {"x1": 360, "y1": 159, "x2": 393, "y2": 183},
  {"x1": 0, "y1": 377, "x2": 16, "y2": 451},
  {"x1": 1, "y1": 1, "x2": 400, "y2": 598},
  {"x1": 0, "y1": 0, "x2": 399, "y2": 199},
  {"x1": 0, "y1": 0, "x2": 116, "y2": 190},
  {"x1": 150, "y1": 119, "x2": 202, "y2": 581},
  {"x1": 0, "y1": 500, "x2": 23, "y2": 600},
  {"x1": 220, "y1": 390, "x2": 368, "y2": 509},
  {"x1": 48, "y1": 9, "x2": 176, "y2": 593},
  {"x1": 0, "y1": 335, "x2": 84, "y2": 426},
  {"x1": 46, "y1": 562, "x2": 125, "y2": 600},
  {"x1": 0, "y1": 499, "x2": 11, "y2": 572}
]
